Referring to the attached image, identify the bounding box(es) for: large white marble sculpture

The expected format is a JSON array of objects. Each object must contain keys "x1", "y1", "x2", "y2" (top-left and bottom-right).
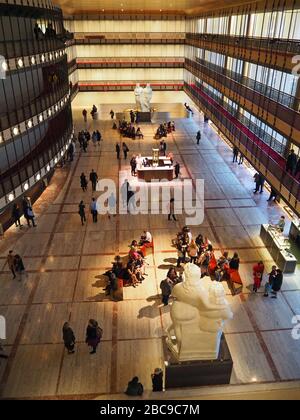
[
  {"x1": 142, "y1": 83, "x2": 153, "y2": 112},
  {"x1": 166, "y1": 263, "x2": 233, "y2": 362},
  {"x1": 134, "y1": 83, "x2": 143, "y2": 111}
]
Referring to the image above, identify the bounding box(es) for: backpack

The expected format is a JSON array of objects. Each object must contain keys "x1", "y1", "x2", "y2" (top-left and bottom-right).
[{"x1": 96, "y1": 326, "x2": 103, "y2": 340}]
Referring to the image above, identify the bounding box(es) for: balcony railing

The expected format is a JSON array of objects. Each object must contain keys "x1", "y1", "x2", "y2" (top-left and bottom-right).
[
  {"x1": 192, "y1": 57, "x2": 297, "y2": 109},
  {"x1": 186, "y1": 33, "x2": 300, "y2": 54},
  {"x1": 0, "y1": 37, "x2": 65, "y2": 60},
  {"x1": 184, "y1": 82, "x2": 300, "y2": 204}
]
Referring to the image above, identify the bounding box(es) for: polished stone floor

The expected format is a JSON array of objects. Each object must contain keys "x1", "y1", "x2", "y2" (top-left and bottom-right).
[{"x1": 1, "y1": 96, "x2": 300, "y2": 399}]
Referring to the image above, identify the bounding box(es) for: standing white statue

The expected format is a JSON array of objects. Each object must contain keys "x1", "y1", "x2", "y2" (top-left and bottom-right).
[
  {"x1": 134, "y1": 83, "x2": 143, "y2": 111},
  {"x1": 142, "y1": 83, "x2": 153, "y2": 112},
  {"x1": 166, "y1": 263, "x2": 233, "y2": 362}
]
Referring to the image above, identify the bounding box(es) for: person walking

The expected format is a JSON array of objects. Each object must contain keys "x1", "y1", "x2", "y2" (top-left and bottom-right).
[
  {"x1": 174, "y1": 162, "x2": 180, "y2": 179},
  {"x1": 116, "y1": 143, "x2": 120, "y2": 160},
  {"x1": 233, "y1": 146, "x2": 239, "y2": 163},
  {"x1": 96, "y1": 130, "x2": 102, "y2": 145},
  {"x1": 7, "y1": 250, "x2": 16, "y2": 279},
  {"x1": 123, "y1": 142, "x2": 129, "y2": 160},
  {"x1": 151, "y1": 368, "x2": 163, "y2": 392},
  {"x1": 26, "y1": 206, "x2": 36, "y2": 227},
  {"x1": 86, "y1": 319, "x2": 102, "y2": 354},
  {"x1": 89, "y1": 169, "x2": 98, "y2": 192},
  {"x1": 22, "y1": 197, "x2": 29, "y2": 226},
  {"x1": 14, "y1": 254, "x2": 25, "y2": 281},
  {"x1": 271, "y1": 269, "x2": 283, "y2": 299},
  {"x1": 253, "y1": 261, "x2": 265, "y2": 293},
  {"x1": 80, "y1": 173, "x2": 88, "y2": 192},
  {"x1": 259, "y1": 174, "x2": 265, "y2": 193},
  {"x1": 160, "y1": 277, "x2": 172, "y2": 306},
  {"x1": 12, "y1": 203, "x2": 22, "y2": 228},
  {"x1": 110, "y1": 110, "x2": 115, "y2": 120},
  {"x1": 168, "y1": 198, "x2": 177, "y2": 221},
  {"x1": 82, "y1": 109, "x2": 87, "y2": 123},
  {"x1": 90, "y1": 198, "x2": 98, "y2": 223},
  {"x1": 78, "y1": 201, "x2": 86, "y2": 226},
  {"x1": 239, "y1": 153, "x2": 244, "y2": 165},
  {"x1": 125, "y1": 377, "x2": 144, "y2": 396},
  {"x1": 196, "y1": 130, "x2": 201, "y2": 145},
  {"x1": 62, "y1": 322, "x2": 76, "y2": 354}
]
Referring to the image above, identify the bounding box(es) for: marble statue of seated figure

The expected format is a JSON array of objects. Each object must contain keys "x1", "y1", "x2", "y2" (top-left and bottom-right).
[{"x1": 166, "y1": 263, "x2": 233, "y2": 362}]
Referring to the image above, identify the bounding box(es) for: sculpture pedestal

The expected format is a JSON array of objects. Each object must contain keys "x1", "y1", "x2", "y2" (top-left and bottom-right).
[
  {"x1": 137, "y1": 112, "x2": 151, "y2": 122},
  {"x1": 164, "y1": 334, "x2": 233, "y2": 389}
]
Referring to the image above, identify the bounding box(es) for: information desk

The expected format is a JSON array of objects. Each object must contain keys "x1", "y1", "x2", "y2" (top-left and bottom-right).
[
  {"x1": 137, "y1": 157, "x2": 174, "y2": 182},
  {"x1": 289, "y1": 221, "x2": 300, "y2": 247},
  {"x1": 260, "y1": 224, "x2": 297, "y2": 273}
]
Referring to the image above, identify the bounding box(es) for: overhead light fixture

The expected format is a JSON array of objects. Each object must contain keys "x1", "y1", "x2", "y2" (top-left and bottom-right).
[
  {"x1": 27, "y1": 120, "x2": 33, "y2": 128},
  {"x1": 24, "y1": 183, "x2": 29, "y2": 191},
  {"x1": 31, "y1": 56, "x2": 36, "y2": 65},
  {"x1": 13, "y1": 127, "x2": 19, "y2": 136},
  {"x1": 41, "y1": 54, "x2": 45, "y2": 62},
  {"x1": 36, "y1": 174, "x2": 41, "y2": 181},
  {"x1": 55, "y1": 105, "x2": 58, "y2": 111},
  {"x1": 8, "y1": 193, "x2": 14, "y2": 202},
  {"x1": 17, "y1": 58, "x2": 23, "y2": 68},
  {"x1": 54, "y1": 157, "x2": 58, "y2": 164},
  {"x1": 46, "y1": 165, "x2": 50, "y2": 172},
  {"x1": 39, "y1": 115, "x2": 43, "y2": 122}
]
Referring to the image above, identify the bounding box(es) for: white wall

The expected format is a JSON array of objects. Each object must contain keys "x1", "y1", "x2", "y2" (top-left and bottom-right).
[
  {"x1": 75, "y1": 44, "x2": 185, "y2": 58},
  {"x1": 78, "y1": 68, "x2": 184, "y2": 81}
]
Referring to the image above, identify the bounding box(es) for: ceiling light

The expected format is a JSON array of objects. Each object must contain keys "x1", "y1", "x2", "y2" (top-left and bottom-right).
[
  {"x1": 46, "y1": 165, "x2": 50, "y2": 172},
  {"x1": 41, "y1": 54, "x2": 45, "y2": 62},
  {"x1": 17, "y1": 59, "x2": 23, "y2": 68},
  {"x1": 31, "y1": 56, "x2": 36, "y2": 65},
  {"x1": 36, "y1": 174, "x2": 41, "y2": 181},
  {"x1": 39, "y1": 115, "x2": 43, "y2": 122},
  {"x1": 13, "y1": 127, "x2": 19, "y2": 135},
  {"x1": 54, "y1": 157, "x2": 58, "y2": 164},
  {"x1": 8, "y1": 193, "x2": 14, "y2": 202},
  {"x1": 24, "y1": 183, "x2": 29, "y2": 191},
  {"x1": 27, "y1": 120, "x2": 33, "y2": 128}
]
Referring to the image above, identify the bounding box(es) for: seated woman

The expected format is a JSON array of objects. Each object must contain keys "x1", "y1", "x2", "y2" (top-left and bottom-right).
[
  {"x1": 136, "y1": 127, "x2": 144, "y2": 139},
  {"x1": 127, "y1": 261, "x2": 139, "y2": 288},
  {"x1": 215, "y1": 252, "x2": 229, "y2": 282}
]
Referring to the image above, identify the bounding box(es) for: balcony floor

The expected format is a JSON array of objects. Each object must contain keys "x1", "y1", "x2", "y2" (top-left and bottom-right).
[{"x1": 0, "y1": 94, "x2": 300, "y2": 399}]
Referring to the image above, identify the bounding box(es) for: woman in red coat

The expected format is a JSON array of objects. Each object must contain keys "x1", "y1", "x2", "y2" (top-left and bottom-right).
[{"x1": 253, "y1": 261, "x2": 265, "y2": 293}]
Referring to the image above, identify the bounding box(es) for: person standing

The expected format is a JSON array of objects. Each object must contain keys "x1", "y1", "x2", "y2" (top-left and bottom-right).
[
  {"x1": 151, "y1": 368, "x2": 163, "y2": 392},
  {"x1": 286, "y1": 149, "x2": 297, "y2": 175},
  {"x1": 188, "y1": 240, "x2": 198, "y2": 264},
  {"x1": 174, "y1": 162, "x2": 180, "y2": 179},
  {"x1": 196, "y1": 130, "x2": 201, "y2": 145},
  {"x1": 12, "y1": 203, "x2": 22, "y2": 228},
  {"x1": 130, "y1": 110, "x2": 135, "y2": 124},
  {"x1": 86, "y1": 319, "x2": 102, "y2": 354},
  {"x1": 239, "y1": 153, "x2": 244, "y2": 165},
  {"x1": 259, "y1": 174, "x2": 265, "y2": 193},
  {"x1": 116, "y1": 143, "x2": 120, "y2": 160},
  {"x1": 130, "y1": 156, "x2": 137, "y2": 177},
  {"x1": 80, "y1": 173, "x2": 88, "y2": 192},
  {"x1": 62, "y1": 322, "x2": 76, "y2": 354},
  {"x1": 160, "y1": 277, "x2": 172, "y2": 306},
  {"x1": 22, "y1": 197, "x2": 29, "y2": 226},
  {"x1": 123, "y1": 142, "x2": 129, "y2": 160},
  {"x1": 253, "y1": 173, "x2": 261, "y2": 193},
  {"x1": 7, "y1": 250, "x2": 16, "y2": 279},
  {"x1": 78, "y1": 201, "x2": 86, "y2": 226},
  {"x1": 271, "y1": 269, "x2": 283, "y2": 299},
  {"x1": 253, "y1": 261, "x2": 265, "y2": 293},
  {"x1": 82, "y1": 109, "x2": 87, "y2": 123},
  {"x1": 96, "y1": 130, "x2": 102, "y2": 145},
  {"x1": 110, "y1": 110, "x2": 115, "y2": 120},
  {"x1": 233, "y1": 146, "x2": 239, "y2": 163},
  {"x1": 264, "y1": 266, "x2": 277, "y2": 297},
  {"x1": 90, "y1": 198, "x2": 98, "y2": 223},
  {"x1": 89, "y1": 169, "x2": 98, "y2": 192},
  {"x1": 168, "y1": 198, "x2": 177, "y2": 221},
  {"x1": 26, "y1": 207, "x2": 36, "y2": 227},
  {"x1": 14, "y1": 254, "x2": 25, "y2": 281}
]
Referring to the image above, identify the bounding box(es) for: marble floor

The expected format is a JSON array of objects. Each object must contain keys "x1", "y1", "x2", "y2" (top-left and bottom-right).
[{"x1": 1, "y1": 96, "x2": 300, "y2": 399}]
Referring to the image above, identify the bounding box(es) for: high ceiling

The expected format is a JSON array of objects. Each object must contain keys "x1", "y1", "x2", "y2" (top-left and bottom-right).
[{"x1": 55, "y1": 0, "x2": 255, "y2": 15}]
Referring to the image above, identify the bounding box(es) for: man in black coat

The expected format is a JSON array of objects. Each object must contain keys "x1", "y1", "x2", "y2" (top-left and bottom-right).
[
  {"x1": 116, "y1": 143, "x2": 120, "y2": 160},
  {"x1": 286, "y1": 150, "x2": 297, "y2": 175},
  {"x1": 89, "y1": 169, "x2": 98, "y2": 192},
  {"x1": 271, "y1": 269, "x2": 283, "y2": 299},
  {"x1": 196, "y1": 130, "x2": 201, "y2": 145}
]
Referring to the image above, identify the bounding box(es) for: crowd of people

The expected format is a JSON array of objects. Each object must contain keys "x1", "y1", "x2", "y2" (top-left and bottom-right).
[
  {"x1": 155, "y1": 121, "x2": 175, "y2": 139},
  {"x1": 103, "y1": 231, "x2": 152, "y2": 291},
  {"x1": 118, "y1": 120, "x2": 144, "y2": 140}
]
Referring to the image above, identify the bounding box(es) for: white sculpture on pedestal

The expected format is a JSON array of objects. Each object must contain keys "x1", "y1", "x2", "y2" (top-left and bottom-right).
[
  {"x1": 134, "y1": 83, "x2": 143, "y2": 111},
  {"x1": 166, "y1": 263, "x2": 233, "y2": 362},
  {"x1": 142, "y1": 83, "x2": 153, "y2": 112}
]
